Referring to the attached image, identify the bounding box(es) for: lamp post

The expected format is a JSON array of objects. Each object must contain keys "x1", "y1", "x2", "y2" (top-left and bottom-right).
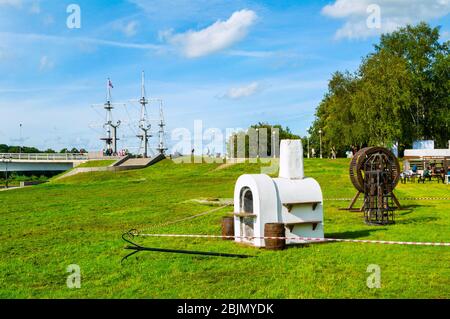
[
  {"x1": 1, "y1": 155, "x2": 12, "y2": 189},
  {"x1": 307, "y1": 135, "x2": 310, "y2": 159},
  {"x1": 318, "y1": 129, "x2": 323, "y2": 159},
  {"x1": 19, "y1": 123, "x2": 23, "y2": 155}
]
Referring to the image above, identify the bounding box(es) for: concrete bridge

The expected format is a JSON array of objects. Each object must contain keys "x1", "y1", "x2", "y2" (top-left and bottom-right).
[{"x1": 0, "y1": 153, "x2": 90, "y2": 172}]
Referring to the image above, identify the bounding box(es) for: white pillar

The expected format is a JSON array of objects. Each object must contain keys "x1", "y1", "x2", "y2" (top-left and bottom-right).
[{"x1": 279, "y1": 139, "x2": 304, "y2": 179}]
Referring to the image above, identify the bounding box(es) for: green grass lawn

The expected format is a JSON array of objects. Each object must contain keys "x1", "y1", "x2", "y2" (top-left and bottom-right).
[
  {"x1": 0, "y1": 158, "x2": 449, "y2": 298},
  {"x1": 76, "y1": 160, "x2": 117, "y2": 168}
]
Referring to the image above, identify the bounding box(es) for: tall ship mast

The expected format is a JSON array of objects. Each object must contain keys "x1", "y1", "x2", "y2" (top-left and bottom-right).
[
  {"x1": 99, "y1": 78, "x2": 121, "y2": 155},
  {"x1": 91, "y1": 72, "x2": 168, "y2": 158},
  {"x1": 156, "y1": 99, "x2": 168, "y2": 155},
  {"x1": 136, "y1": 71, "x2": 152, "y2": 158}
]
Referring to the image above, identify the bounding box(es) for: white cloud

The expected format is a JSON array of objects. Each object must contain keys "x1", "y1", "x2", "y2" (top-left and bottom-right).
[
  {"x1": 129, "y1": 0, "x2": 250, "y2": 26},
  {"x1": 123, "y1": 21, "x2": 138, "y2": 37},
  {"x1": 227, "y1": 49, "x2": 274, "y2": 58},
  {"x1": 223, "y1": 82, "x2": 260, "y2": 99},
  {"x1": 0, "y1": 0, "x2": 42, "y2": 13},
  {"x1": 0, "y1": 0, "x2": 41, "y2": 12},
  {"x1": 163, "y1": 9, "x2": 257, "y2": 58},
  {"x1": 0, "y1": 0, "x2": 22, "y2": 7},
  {"x1": 0, "y1": 31, "x2": 162, "y2": 51},
  {"x1": 39, "y1": 55, "x2": 54, "y2": 70},
  {"x1": 112, "y1": 20, "x2": 139, "y2": 37},
  {"x1": 322, "y1": 0, "x2": 450, "y2": 40}
]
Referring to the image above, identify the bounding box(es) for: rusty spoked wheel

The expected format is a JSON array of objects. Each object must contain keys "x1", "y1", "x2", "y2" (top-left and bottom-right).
[{"x1": 349, "y1": 147, "x2": 400, "y2": 193}]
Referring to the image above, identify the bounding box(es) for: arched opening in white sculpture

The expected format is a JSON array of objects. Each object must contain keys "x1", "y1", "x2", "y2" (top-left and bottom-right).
[
  {"x1": 240, "y1": 187, "x2": 253, "y2": 214},
  {"x1": 239, "y1": 186, "x2": 255, "y2": 240}
]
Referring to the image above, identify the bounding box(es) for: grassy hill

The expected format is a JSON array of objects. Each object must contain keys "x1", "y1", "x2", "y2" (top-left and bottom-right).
[{"x1": 0, "y1": 158, "x2": 449, "y2": 298}]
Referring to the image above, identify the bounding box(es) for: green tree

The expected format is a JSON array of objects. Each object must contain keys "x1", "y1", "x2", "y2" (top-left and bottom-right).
[
  {"x1": 429, "y1": 45, "x2": 450, "y2": 147},
  {"x1": 309, "y1": 71, "x2": 358, "y2": 157},
  {"x1": 351, "y1": 50, "x2": 413, "y2": 147},
  {"x1": 375, "y1": 22, "x2": 449, "y2": 146},
  {"x1": 309, "y1": 22, "x2": 449, "y2": 154}
]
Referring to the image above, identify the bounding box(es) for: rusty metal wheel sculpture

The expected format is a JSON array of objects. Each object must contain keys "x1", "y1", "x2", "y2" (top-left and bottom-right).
[
  {"x1": 349, "y1": 147, "x2": 400, "y2": 193},
  {"x1": 345, "y1": 147, "x2": 402, "y2": 216}
]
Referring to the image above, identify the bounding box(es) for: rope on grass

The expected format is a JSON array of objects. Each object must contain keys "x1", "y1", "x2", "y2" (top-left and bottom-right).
[
  {"x1": 131, "y1": 232, "x2": 450, "y2": 247},
  {"x1": 135, "y1": 204, "x2": 231, "y2": 233}
]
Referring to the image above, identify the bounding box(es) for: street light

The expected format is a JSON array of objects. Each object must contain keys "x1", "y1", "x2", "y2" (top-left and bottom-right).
[
  {"x1": 1, "y1": 155, "x2": 12, "y2": 189},
  {"x1": 19, "y1": 123, "x2": 23, "y2": 154},
  {"x1": 318, "y1": 129, "x2": 323, "y2": 159}
]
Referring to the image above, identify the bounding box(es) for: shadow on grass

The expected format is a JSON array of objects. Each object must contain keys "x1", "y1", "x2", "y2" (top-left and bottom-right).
[
  {"x1": 326, "y1": 228, "x2": 387, "y2": 239},
  {"x1": 397, "y1": 216, "x2": 439, "y2": 225},
  {"x1": 400, "y1": 204, "x2": 432, "y2": 209},
  {"x1": 397, "y1": 209, "x2": 414, "y2": 216}
]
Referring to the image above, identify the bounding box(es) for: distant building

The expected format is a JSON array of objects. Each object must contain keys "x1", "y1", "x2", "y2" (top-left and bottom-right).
[
  {"x1": 403, "y1": 140, "x2": 449, "y2": 171},
  {"x1": 412, "y1": 140, "x2": 434, "y2": 150},
  {"x1": 405, "y1": 140, "x2": 450, "y2": 159}
]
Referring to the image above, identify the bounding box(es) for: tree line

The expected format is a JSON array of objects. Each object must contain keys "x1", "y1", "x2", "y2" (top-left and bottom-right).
[
  {"x1": 0, "y1": 144, "x2": 87, "y2": 154},
  {"x1": 307, "y1": 22, "x2": 449, "y2": 158}
]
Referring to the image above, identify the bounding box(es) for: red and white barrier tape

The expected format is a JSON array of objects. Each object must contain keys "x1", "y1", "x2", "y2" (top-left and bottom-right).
[
  {"x1": 132, "y1": 233, "x2": 450, "y2": 247},
  {"x1": 324, "y1": 197, "x2": 450, "y2": 201}
]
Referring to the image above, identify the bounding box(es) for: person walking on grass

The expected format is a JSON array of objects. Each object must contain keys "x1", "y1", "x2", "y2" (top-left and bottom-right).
[{"x1": 331, "y1": 147, "x2": 337, "y2": 159}]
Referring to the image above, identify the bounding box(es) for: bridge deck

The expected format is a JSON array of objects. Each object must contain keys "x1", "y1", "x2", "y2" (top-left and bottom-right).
[
  {"x1": 0, "y1": 153, "x2": 88, "y2": 161},
  {"x1": 0, "y1": 153, "x2": 123, "y2": 172}
]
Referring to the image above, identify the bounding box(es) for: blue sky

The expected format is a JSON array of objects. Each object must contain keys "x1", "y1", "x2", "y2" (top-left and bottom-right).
[{"x1": 0, "y1": 0, "x2": 449, "y2": 154}]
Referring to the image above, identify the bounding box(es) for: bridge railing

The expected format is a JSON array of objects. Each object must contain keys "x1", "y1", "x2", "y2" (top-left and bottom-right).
[{"x1": 0, "y1": 153, "x2": 89, "y2": 161}]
